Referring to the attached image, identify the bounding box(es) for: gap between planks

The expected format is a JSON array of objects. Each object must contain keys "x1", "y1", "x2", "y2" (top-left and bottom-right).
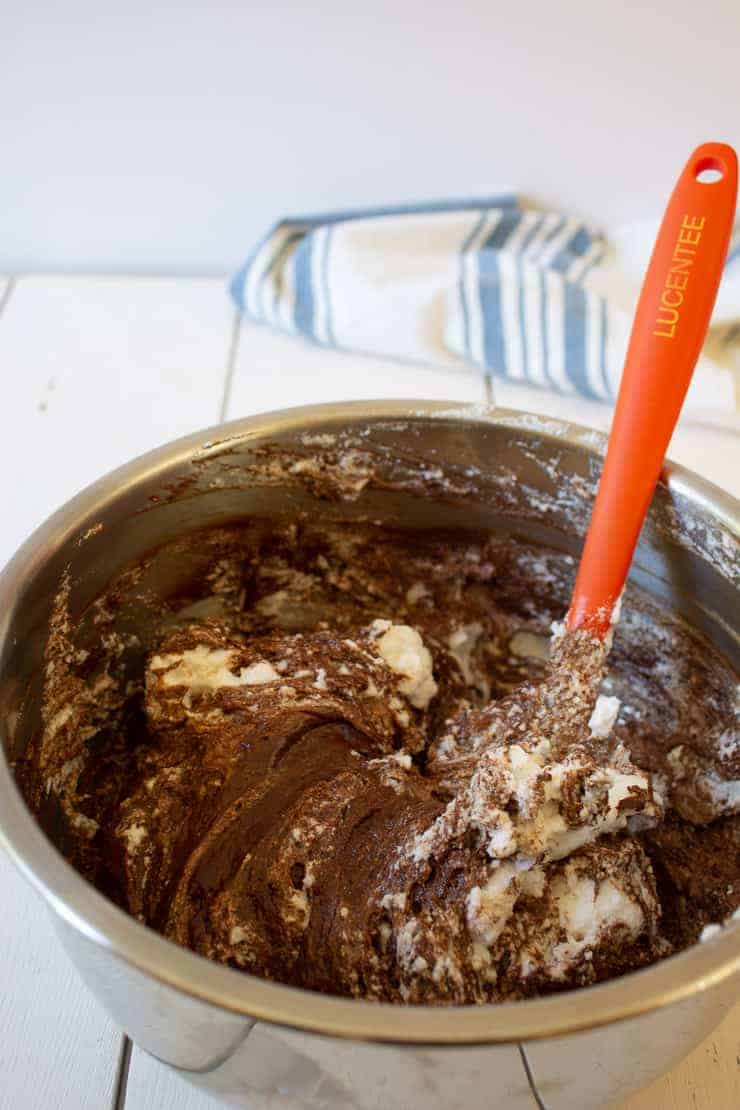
[
  {"x1": 219, "y1": 308, "x2": 243, "y2": 422},
  {"x1": 0, "y1": 276, "x2": 16, "y2": 320}
]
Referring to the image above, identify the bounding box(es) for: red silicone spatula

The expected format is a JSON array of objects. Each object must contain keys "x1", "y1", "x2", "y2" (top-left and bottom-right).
[{"x1": 567, "y1": 141, "x2": 738, "y2": 638}]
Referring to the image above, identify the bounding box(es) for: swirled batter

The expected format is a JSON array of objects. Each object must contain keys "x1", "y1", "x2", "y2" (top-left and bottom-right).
[{"x1": 18, "y1": 521, "x2": 740, "y2": 1003}]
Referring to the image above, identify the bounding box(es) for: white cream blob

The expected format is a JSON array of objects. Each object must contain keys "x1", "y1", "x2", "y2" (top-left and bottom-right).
[
  {"x1": 373, "y1": 622, "x2": 438, "y2": 710},
  {"x1": 588, "y1": 694, "x2": 621, "y2": 739},
  {"x1": 151, "y1": 646, "x2": 280, "y2": 692}
]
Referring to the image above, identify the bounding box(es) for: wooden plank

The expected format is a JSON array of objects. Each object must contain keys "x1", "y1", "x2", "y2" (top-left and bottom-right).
[
  {"x1": 0, "y1": 275, "x2": 234, "y2": 1109},
  {"x1": 124, "y1": 1053, "x2": 224, "y2": 1110},
  {"x1": 0, "y1": 849, "x2": 121, "y2": 1110},
  {"x1": 622, "y1": 1004, "x2": 739, "y2": 1109},
  {"x1": 0, "y1": 274, "x2": 121, "y2": 1110},
  {"x1": 125, "y1": 1056, "x2": 228, "y2": 1110},
  {"x1": 0, "y1": 275, "x2": 234, "y2": 569},
  {"x1": 226, "y1": 322, "x2": 484, "y2": 418},
  {"x1": 0, "y1": 277, "x2": 11, "y2": 315}
]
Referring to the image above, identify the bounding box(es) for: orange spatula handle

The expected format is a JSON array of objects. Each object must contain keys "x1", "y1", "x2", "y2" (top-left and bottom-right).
[{"x1": 567, "y1": 141, "x2": 738, "y2": 637}]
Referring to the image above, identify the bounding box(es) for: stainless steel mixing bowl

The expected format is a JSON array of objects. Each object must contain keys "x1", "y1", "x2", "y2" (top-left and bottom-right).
[{"x1": 1, "y1": 401, "x2": 738, "y2": 1109}]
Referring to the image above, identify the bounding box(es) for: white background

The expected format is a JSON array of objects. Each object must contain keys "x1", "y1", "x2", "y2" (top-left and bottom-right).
[{"x1": 3, "y1": 0, "x2": 739, "y2": 275}]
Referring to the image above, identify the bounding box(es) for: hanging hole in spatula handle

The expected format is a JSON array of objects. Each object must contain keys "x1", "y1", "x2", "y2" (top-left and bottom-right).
[
  {"x1": 567, "y1": 141, "x2": 738, "y2": 638},
  {"x1": 694, "y1": 152, "x2": 728, "y2": 183}
]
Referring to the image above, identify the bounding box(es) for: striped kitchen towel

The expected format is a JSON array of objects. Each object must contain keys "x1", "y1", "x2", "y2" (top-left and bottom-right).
[{"x1": 230, "y1": 199, "x2": 740, "y2": 420}]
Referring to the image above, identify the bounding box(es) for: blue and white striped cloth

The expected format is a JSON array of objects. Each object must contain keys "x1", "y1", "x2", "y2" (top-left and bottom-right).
[{"x1": 230, "y1": 198, "x2": 740, "y2": 414}]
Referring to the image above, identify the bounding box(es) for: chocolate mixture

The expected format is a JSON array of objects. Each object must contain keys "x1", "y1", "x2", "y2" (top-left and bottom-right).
[{"x1": 16, "y1": 520, "x2": 740, "y2": 1004}]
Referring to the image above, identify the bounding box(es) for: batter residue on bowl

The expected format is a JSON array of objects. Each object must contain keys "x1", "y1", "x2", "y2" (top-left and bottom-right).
[{"x1": 16, "y1": 520, "x2": 740, "y2": 1003}]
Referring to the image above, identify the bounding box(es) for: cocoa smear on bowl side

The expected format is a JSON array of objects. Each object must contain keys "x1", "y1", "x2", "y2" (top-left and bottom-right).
[{"x1": 15, "y1": 518, "x2": 740, "y2": 1004}]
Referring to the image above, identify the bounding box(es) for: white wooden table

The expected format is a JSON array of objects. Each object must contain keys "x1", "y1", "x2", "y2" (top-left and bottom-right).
[{"x1": 0, "y1": 275, "x2": 737, "y2": 1110}]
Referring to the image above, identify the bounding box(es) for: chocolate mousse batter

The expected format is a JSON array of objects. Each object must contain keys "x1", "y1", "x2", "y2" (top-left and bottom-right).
[{"x1": 16, "y1": 520, "x2": 740, "y2": 1004}]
